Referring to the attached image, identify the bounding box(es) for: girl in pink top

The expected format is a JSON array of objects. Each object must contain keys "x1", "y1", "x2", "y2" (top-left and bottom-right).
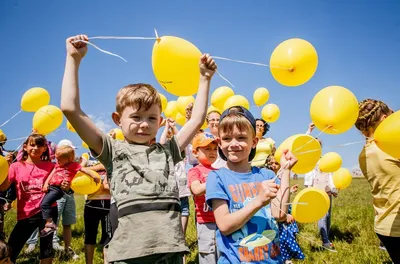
[{"x1": 0, "y1": 134, "x2": 64, "y2": 264}]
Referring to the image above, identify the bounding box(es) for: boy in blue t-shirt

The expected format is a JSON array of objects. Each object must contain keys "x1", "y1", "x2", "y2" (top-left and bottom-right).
[{"x1": 206, "y1": 106, "x2": 298, "y2": 263}]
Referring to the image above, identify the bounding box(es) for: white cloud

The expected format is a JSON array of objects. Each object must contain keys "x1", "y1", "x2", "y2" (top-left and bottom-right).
[{"x1": 88, "y1": 114, "x2": 113, "y2": 133}]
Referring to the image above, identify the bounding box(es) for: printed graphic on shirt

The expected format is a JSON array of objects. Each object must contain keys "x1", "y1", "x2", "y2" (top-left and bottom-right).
[{"x1": 227, "y1": 183, "x2": 280, "y2": 262}]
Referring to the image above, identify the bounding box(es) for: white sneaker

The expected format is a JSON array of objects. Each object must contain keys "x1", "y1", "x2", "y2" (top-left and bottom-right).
[
  {"x1": 53, "y1": 242, "x2": 64, "y2": 251},
  {"x1": 25, "y1": 244, "x2": 36, "y2": 254}
]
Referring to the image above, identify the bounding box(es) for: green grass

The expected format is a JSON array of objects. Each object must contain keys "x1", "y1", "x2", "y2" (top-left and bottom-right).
[{"x1": 5, "y1": 178, "x2": 392, "y2": 263}]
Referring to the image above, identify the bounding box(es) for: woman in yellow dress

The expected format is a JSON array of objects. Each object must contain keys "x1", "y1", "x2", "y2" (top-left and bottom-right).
[{"x1": 252, "y1": 119, "x2": 275, "y2": 167}]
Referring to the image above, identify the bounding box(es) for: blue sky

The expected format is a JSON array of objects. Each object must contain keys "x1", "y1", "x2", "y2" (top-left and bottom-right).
[{"x1": 1, "y1": 1, "x2": 399, "y2": 170}]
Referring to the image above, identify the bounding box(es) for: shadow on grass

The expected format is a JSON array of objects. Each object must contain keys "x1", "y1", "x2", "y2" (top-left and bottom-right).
[
  {"x1": 330, "y1": 225, "x2": 357, "y2": 244},
  {"x1": 71, "y1": 228, "x2": 84, "y2": 238}
]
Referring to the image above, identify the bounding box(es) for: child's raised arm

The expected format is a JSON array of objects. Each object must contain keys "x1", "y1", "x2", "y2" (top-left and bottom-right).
[
  {"x1": 61, "y1": 34, "x2": 103, "y2": 155},
  {"x1": 176, "y1": 54, "x2": 217, "y2": 151}
]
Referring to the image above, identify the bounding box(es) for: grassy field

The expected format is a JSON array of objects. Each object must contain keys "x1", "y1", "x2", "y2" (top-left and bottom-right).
[{"x1": 4, "y1": 178, "x2": 392, "y2": 264}]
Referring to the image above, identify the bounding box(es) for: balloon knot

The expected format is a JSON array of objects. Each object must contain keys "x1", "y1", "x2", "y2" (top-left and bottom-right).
[{"x1": 288, "y1": 67, "x2": 295, "y2": 73}]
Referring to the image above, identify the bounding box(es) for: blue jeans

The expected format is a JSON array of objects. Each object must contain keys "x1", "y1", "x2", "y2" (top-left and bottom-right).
[{"x1": 318, "y1": 195, "x2": 332, "y2": 244}]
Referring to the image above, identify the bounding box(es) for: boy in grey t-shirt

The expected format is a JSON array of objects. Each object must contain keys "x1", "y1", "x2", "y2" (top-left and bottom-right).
[{"x1": 60, "y1": 34, "x2": 217, "y2": 263}]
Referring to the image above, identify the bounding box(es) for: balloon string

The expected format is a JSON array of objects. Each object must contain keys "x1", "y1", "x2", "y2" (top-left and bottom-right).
[
  {"x1": 74, "y1": 40, "x2": 128, "y2": 62},
  {"x1": 216, "y1": 70, "x2": 235, "y2": 88},
  {"x1": 291, "y1": 125, "x2": 331, "y2": 154},
  {"x1": 212, "y1": 56, "x2": 290, "y2": 70},
  {"x1": 0, "y1": 109, "x2": 22, "y2": 128},
  {"x1": 88, "y1": 36, "x2": 157, "y2": 40}
]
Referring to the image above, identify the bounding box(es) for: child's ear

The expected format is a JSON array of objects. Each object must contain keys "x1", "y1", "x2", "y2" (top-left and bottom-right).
[
  {"x1": 252, "y1": 136, "x2": 259, "y2": 149},
  {"x1": 380, "y1": 115, "x2": 387, "y2": 121},
  {"x1": 192, "y1": 148, "x2": 199, "y2": 158},
  {"x1": 111, "y1": 112, "x2": 121, "y2": 127},
  {"x1": 159, "y1": 116, "x2": 165, "y2": 127}
]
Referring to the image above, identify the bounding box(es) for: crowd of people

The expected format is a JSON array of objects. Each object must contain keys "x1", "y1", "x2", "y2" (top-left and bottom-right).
[{"x1": 0, "y1": 34, "x2": 398, "y2": 264}]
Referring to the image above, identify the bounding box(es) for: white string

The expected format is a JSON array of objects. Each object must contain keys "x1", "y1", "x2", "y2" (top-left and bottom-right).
[
  {"x1": 0, "y1": 109, "x2": 22, "y2": 128},
  {"x1": 216, "y1": 70, "x2": 235, "y2": 88},
  {"x1": 212, "y1": 56, "x2": 290, "y2": 70},
  {"x1": 0, "y1": 136, "x2": 27, "y2": 144},
  {"x1": 76, "y1": 40, "x2": 128, "y2": 62},
  {"x1": 292, "y1": 125, "x2": 331, "y2": 154},
  {"x1": 89, "y1": 36, "x2": 157, "y2": 40}
]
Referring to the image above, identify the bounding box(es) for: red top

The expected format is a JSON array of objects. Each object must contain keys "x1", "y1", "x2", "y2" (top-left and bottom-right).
[
  {"x1": 50, "y1": 162, "x2": 81, "y2": 186},
  {"x1": 188, "y1": 164, "x2": 216, "y2": 223}
]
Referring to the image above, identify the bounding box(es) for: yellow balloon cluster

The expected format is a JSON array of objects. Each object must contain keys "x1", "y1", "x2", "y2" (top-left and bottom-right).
[
  {"x1": 21, "y1": 87, "x2": 51, "y2": 112},
  {"x1": 211, "y1": 86, "x2": 234, "y2": 110},
  {"x1": 152, "y1": 36, "x2": 202, "y2": 96},
  {"x1": 261, "y1": 104, "x2": 280, "y2": 123},
  {"x1": 71, "y1": 170, "x2": 101, "y2": 195},
  {"x1": 270, "y1": 38, "x2": 318, "y2": 87},
  {"x1": 310, "y1": 86, "x2": 359, "y2": 134},
  {"x1": 332, "y1": 168, "x2": 352, "y2": 190},
  {"x1": 292, "y1": 187, "x2": 330, "y2": 223},
  {"x1": 32, "y1": 105, "x2": 63, "y2": 135},
  {"x1": 374, "y1": 110, "x2": 400, "y2": 159},
  {"x1": 319, "y1": 152, "x2": 342, "y2": 173},
  {"x1": 207, "y1": 105, "x2": 222, "y2": 115},
  {"x1": 253, "y1": 87, "x2": 270, "y2": 107},
  {"x1": 223, "y1": 95, "x2": 250, "y2": 110},
  {"x1": 0, "y1": 156, "x2": 9, "y2": 185},
  {"x1": 275, "y1": 134, "x2": 321, "y2": 174}
]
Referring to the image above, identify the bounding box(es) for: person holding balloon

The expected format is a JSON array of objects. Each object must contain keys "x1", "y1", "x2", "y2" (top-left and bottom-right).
[
  {"x1": 304, "y1": 124, "x2": 337, "y2": 250},
  {"x1": 41, "y1": 144, "x2": 100, "y2": 237},
  {"x1": 266, "y1": 155, "x2": 304, "y2": 264},
  {"x1": 0, "y1": 133, "x2": 68, "y2": 264},
  {"x1": 61, "y1": 34, "x2": 217, "y2": 263},
  {"x1": 355, "y1": 99, "x2": 400, "y2": 263},
  {"x1": 160, "y1": 118, "x2": 192, "y2": 241},
  {"x1": 206, "y1": 106, "x2": 298, "y2": 263}
]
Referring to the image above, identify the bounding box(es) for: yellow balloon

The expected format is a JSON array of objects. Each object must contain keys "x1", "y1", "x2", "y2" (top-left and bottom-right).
[
  {"x1": 11, "y1": 200, "x2": 17, "y2": 209},
  {"x1": 164, "y1": 101, "x2": 179, "y2": 118},
  {"x1": 374, "y1": 110, "x2": 400, "y2": 159},
  {"x1": 177, "y1": 96, "x2": 195, "y2": 116},
  {"x1": 71, "y1": 170, "x2": 101, "y2": 195},
  {"x1": 152, "y1": 36, "x2": 202, "y2": 96},
  {"x1": 159, "y1": 93, "x2": 168, "y2": 113},
  {"x1": 21, "y1": 87, "x2": 51, "y2": 112},
  {"x1": 211, "y1": 86, "x2": 235, "y2": 110},
  {"x1": 207, "y1": 105, "x2": 222, "y2": 115},
  {"x1": 333, "y1": 168, "x2": 352, "y2": 190},
  {"x1": 32, "y1": 105, "x2": 63, "y2": 135},
  {"x1": 253, "y1": 87, "x2": 270, "y2": 107},
  {"x1": 0, "y1": 156, "x2": 9, "y2": 185},
  {"x1": 319, "y1": 152, "x2": 342, "y2": 173},
  {"x1": 175, "y1": 112, "x2": 186, "y2": 127},
  {"x1": 270, "y1": 38, "x2": 318, "y2": 87},
  {"x1": 310, "y1": 86, "x2": 359, "y2": 135},
  {"x1": 66, "y1": 121, "x2": 76, "y2": 133},
  {"x1": 275, "y1": 134, "x2": 322, "y2": 174},
  {"x1": 261, "y1": 104, "x2": 280, "y2": 123},
  {"x1": 113, "y1": 128, "x2": 124, "y2": 141},
  {"x1": 292, "y1": 187, "x2": 330, "y2": 223},
  {"x1": 223, "y1": 95, "x2": 250, "y2": 110},
  {"x1": 82, "y1": 141, "x2": 89, "y2": 149}
]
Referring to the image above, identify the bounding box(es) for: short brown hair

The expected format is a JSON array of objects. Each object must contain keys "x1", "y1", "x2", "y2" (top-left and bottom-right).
[
  {"x1": 218, "y1": 112, "x2": 255, "y2": 137},
  {"x1": 116, "y1": 83, "x2": 161, "y2": 114},
  {"x1": 355, "y1": 99, "x2": 393, "y2": 134},
  {"x1": 55, "y1": 145, "x2": 75, "y2": 162}
]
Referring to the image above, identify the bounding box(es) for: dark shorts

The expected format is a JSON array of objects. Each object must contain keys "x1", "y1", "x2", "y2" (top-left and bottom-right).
[
  {"x1": 180, "y1": 197, "x2": 190, "y2": 217},
  {"x1": 84, "y1": 199, "x2": 110, "y2": 245}
]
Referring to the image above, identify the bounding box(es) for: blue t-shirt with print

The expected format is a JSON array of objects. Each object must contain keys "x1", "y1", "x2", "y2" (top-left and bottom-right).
[{"x1": 206, "y1": 167, "x2": 282, "y2": 264}]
